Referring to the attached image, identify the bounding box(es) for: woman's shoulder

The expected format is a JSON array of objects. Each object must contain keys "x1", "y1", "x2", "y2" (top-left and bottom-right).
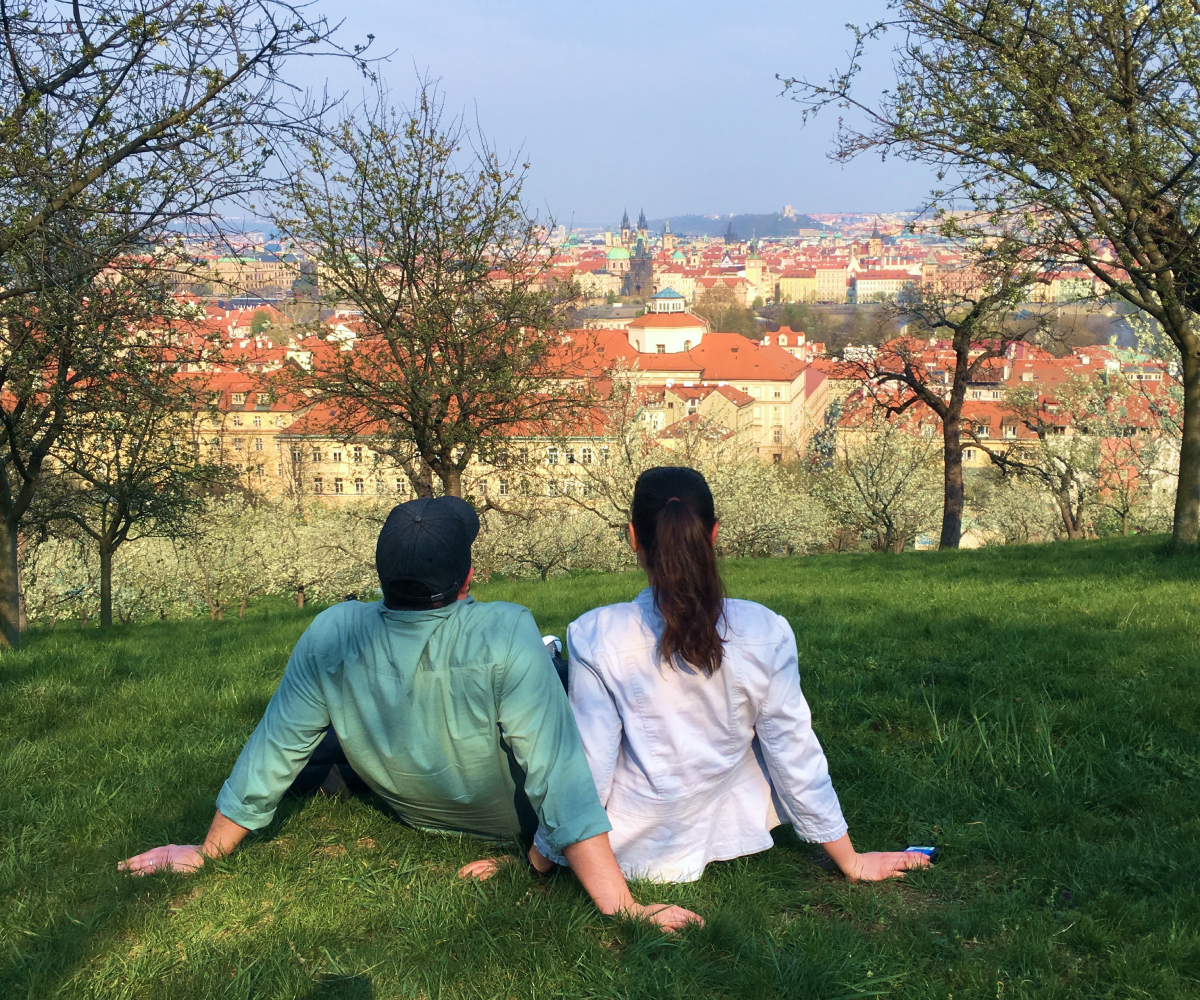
[
  {"x1": 721, "y1": 598, "x2": 793, "y2": 644},
  {"x1": 568, "y1": 595, "x2": 657, "y2": 657}
]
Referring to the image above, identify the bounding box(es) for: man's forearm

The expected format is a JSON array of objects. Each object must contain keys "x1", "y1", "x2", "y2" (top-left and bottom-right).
[
  {"x1": 201, "y1": 810, "x2": 251, "y2": 859},
  {"x1": 560, "y1": 832, "x2": 637, "y2": 915}
]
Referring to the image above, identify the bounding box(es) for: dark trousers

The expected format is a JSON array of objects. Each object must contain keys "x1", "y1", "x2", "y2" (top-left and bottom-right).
[{"x1": 286, "y1": 727, "x2": 370, "y2": 798}]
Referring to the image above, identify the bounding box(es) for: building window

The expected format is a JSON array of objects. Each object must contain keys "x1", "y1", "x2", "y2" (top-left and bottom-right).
[
  {"x1": 581, "y1": 446, "x2": 593, "y2": 465},
  {"x1": 772, "y1": 453, "x2": 782, "y2": 464},
  {"x1": 275, "y1": 416, "x2": 284, "y2": 427},
  {"x1": 518, "y1": 448, "x2": 529, "y2": 466},
  {"x1": 231, "y1": 415, "x2": 242, "y2": 427},
  {"x1": 255, "y1": 464, "x2": 264, "y2": 476},
  {"x1": 772, "y1": 428, "x2": 782, "y2": 444},
  {"x1": 546, "y1": 446, "x2": 559, "y2": 466},
  {"x1": 1002, "y1": 424, "x2": 1017, "y2": 439},
  {"x1": 291, "y1": 448, "x2": 302, "y2": 462},
  {"x1": 276, "y1": 463, "x2": 282, "y2": 477},
  {"x1": 395, "y1": 479, "x2": 406, "y2": 494},
  {"x1": 964, "y1": 449, "x2": 976, "y2": 461},
  {"x1": 313, "y1": 477, "x2": 323, "y2": 494},
  {"x1": 334, "y1": 477, "x2": 344, "y2": 494},
  {"x1": 231, "y1": 392, "x2": 246, "y2": 405},
  {"x1": 354, "y1": 478, "x2": 364, "y2": 494},
  {"x1": 353, "y1": 445, "x2": 362, "y2": 463},
  {"x1": 600, "y1": 446, "x2": 609, "y2": 464},
  {"x1": 547, "y1": 479, "x2": 559, "y2": 497},
  {"x1": 921, "y1": 424, "x2": 935, "y2": 438},
  {"x1": 374, "y1": 479, "x2": 384, "y2": 493},
  {"x1": 311, "y1": 448, "x2": 322, "y2": 463},
  {"x1": 683, "y1": 340, "x2": 692, "y2": 351},
  {"x1": 233, "y1": 437, "x2": 243, "y2": 450},
  {"x1": 332, "y1": 450, "x2": 342, "y2": 463},
  {"x1": 656, "y1": 344, "x2": 666, "y2": 354},
  {"x1": 773, "y1": 389, "x2": 782, "y2": 399},
  {"x1": 254, "y1": 437, "x2": 263, "y2": 451},
  {"x1": 567, "y1": 448, "x2": 576, "y2": 464},
  {"x1": 209, "y1": 437, "x2": 220, "y2": 448},
  {"x1": 499, "y1": 478, "x2": 509, "y2": 496}
]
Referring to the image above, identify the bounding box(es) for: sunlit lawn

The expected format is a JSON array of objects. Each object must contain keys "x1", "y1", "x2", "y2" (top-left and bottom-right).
[{"x1": 2, "y1": 535, "x2": 1198, "y2": 998}]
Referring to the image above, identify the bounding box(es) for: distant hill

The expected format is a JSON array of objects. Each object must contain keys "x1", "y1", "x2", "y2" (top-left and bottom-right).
[{"x1": 646, "y1": 212, "x2": 830, "y2": 239}]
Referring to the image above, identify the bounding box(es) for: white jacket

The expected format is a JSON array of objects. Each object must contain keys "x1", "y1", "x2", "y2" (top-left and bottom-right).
[{"x1": 535, "y1": 587, "x2": 848, "y2": 883}]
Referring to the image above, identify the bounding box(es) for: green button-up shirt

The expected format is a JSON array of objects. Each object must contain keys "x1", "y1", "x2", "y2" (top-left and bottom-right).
[{"x1": 215, "y1": 597, "x2": 611, "y2": 854}]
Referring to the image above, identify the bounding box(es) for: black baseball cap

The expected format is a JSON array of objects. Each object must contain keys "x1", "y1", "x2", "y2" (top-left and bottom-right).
[{"x1": 375, "y1": 497, "x2": 480, "y2": 608}]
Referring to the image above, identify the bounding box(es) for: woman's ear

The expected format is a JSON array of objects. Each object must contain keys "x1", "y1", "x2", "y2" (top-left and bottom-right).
[
  {"x1": 627, "y1": 522, "x2": 639, "y2": 553},
  {"x1": 710, "y1": 521, "x2": 720, "y2": 547}
]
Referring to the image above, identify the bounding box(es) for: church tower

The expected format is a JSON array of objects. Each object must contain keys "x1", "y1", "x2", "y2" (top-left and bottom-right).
[
  {"x1": 662, "y1": 218, "x2": 675, "y2": 252},
  {"x1": 621, "y1": 209, "x2": 631, "y2": 247},
  {"x1": 637, "y1": 208, "x2": 648, "y2": 242},
  {"x1": 869, "y1": 221, "x2": 883, "y2": 259}
]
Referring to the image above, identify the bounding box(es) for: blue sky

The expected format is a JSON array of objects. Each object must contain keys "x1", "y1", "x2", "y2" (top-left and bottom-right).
[{"x1": 311, "y1": 1, "x2": 939, "y2": 227}]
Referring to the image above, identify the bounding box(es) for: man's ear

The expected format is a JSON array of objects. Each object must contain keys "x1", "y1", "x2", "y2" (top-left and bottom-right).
[{"x1": 457, "y1": 567, "x2": 475, "y2": 601}]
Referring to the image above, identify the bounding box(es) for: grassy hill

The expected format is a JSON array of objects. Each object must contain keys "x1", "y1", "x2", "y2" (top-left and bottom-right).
[{"x1": 2, "y1": 537, "x2": 1198, "y2": 998}]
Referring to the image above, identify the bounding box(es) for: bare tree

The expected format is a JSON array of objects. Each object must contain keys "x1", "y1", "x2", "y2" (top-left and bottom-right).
[
  {"x1": 784, "y1": 0, "x2": 1200, "y2": 546},
  {"x1": 0, "y1": 1, "x2": 352, "y2": 647},
  {"x1": 269, "y1": 83, "x2": 594, "y2": 498}
]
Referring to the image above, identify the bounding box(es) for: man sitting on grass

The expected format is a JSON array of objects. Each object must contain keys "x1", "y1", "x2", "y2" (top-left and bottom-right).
[{"x1": 120, "y1": 497, "x2": 700, "y2": 932}]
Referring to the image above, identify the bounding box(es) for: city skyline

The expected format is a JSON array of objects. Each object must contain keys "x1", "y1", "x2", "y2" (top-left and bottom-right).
[{"x1": 318, "y1": 0, "x2": 940, "y2": 225}]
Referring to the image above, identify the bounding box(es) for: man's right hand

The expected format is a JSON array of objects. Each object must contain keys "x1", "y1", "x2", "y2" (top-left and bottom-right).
[{"x1": 118, "y1": 844, "x2": 205, "y2": 875}]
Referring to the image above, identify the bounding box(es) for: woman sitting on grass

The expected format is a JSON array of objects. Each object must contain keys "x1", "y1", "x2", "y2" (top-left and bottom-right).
[{"x1": 530, "y1": 466, "x2": 931, "y2": 884}]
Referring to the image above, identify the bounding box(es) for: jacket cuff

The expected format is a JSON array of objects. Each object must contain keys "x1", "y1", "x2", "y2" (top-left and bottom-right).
[
  {"x1": 792, "y1": 816, "x2": 849, "y2": 845},
  {"x1": 533, "y1": 826, "x2": 568, "y2": 867}
]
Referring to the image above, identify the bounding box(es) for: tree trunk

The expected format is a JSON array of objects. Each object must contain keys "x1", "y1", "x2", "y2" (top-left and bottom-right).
[
  {"x1": 1122, "y1": 510, "x2": 1130, "y2": 536},
  {"x1": 295, "y1": 585, "x2": 305, "y2": 609},
  {"x1": 0, "y1": 519, "x2": 20, "y2": 649},
  {"x1": 1057, "y1": 491, "x2": 1084, "y2": 539},
  {"x1": 1173, "y1": 347, "x2": 1200, "y2": 546},
  {"x1": 414, "y1": 463, "x2": 434, "y2": 498},
  {"x1": 238, "y1": 596, "x2": 247, "y2": 619},
  {"x1": 940, "y1": 418, "x2": 964, "y2": 549},
  {"x1": 99, "y1": 545, "x2": 113, "y2": 627},
  {"x1": 441, "y1": 466, "x2": 463, "y2": 498}
]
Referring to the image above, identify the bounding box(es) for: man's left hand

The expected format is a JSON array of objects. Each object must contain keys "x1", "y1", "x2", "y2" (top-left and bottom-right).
[{"x1": 119, "y1": 844, "x2": 205, "y2": 875}]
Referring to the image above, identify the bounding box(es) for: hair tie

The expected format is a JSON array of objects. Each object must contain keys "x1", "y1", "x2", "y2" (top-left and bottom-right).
[{"x1": 665, "y1": 496, "x2": 682, "y2": 503}]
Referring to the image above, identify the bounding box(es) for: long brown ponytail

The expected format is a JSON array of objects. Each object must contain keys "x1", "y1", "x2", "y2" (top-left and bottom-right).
[{"x1": 630, "y1": 466, "x2": 725, "y2": 674}]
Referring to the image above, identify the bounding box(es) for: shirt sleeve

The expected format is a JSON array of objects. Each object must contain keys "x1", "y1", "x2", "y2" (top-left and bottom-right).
[
  {"x1": 753, "y1": 617, "x2": 848, "y2": 844},
  {"x1": 215, "y1": 624, "x2": 331, "y2": 831},
  {"x1": 496, "y1": 610, "x2": 612, "y2": 855},
  {"x1": 533, "y1": 623, "x2": 624, "y2": 865}
]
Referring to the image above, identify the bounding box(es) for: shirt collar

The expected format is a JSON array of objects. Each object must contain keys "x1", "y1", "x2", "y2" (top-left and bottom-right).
[{"x1": 377, "y1": 596, "x2": 474, "y2": 623}]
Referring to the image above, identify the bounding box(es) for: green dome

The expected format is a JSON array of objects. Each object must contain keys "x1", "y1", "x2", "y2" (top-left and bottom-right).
[
  {"x1": 606, "y1": 246, "x2": 630, "y2": 260},
  {"x1": 671, "y1": 249, "x2": 684, "y2": 259}
]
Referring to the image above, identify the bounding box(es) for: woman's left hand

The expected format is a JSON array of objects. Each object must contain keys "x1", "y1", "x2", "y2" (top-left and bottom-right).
[{"x1": 844, "y1": 850, "x2": 931, "y2": 882}]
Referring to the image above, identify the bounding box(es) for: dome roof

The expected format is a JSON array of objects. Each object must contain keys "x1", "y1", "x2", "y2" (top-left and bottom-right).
[
  {"x1": 671, "y1": 249, "x2": 684, "y2": 259},
  {"x1": 606, "y1": 246, "x2": 630, "y2": 260}
]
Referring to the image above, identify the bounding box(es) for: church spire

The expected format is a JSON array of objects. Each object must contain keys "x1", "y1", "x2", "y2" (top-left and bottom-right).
[
  {"x1": 637, "y1": 208, "x2": 647, "y2": 230},
  {"x1": 621, "y1": 208, "x2": 630, "y2": 230}
]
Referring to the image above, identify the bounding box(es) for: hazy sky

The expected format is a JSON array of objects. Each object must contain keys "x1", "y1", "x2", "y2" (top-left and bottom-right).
[{"x1": 312, "y1": 1, "x2": 939, "y2": 227}]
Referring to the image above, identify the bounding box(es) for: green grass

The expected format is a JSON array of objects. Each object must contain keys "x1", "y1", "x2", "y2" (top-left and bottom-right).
[{"x1": 2, "y1": 536, "x2": 1199, "y2": 999}]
